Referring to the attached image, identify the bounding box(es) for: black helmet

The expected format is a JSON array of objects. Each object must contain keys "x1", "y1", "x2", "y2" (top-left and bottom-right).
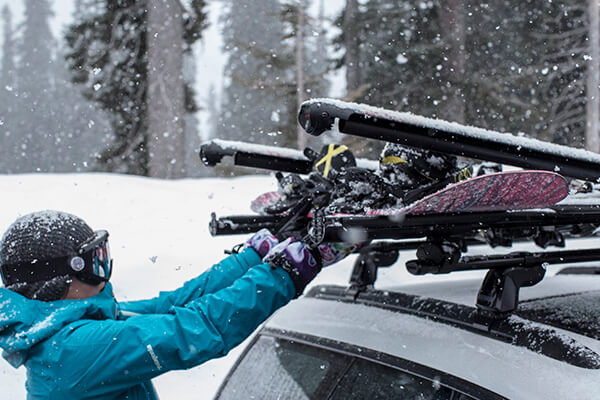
[{"x1": 0, "y1": 211, "x2": 112, "y2": 301}]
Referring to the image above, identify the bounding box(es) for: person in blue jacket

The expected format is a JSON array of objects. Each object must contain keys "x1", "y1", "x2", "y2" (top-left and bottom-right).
[{"x1": 0, "y1": 210, "x2": 355, "y2": 399}]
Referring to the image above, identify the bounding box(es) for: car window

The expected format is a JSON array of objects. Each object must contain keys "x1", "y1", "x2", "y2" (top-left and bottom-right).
[
  {"x1": 329, "y1": 358, "x2": 454, "y2": 400},
  {"x1": 217, "y1": 335, "x2": 350, "y2": 399}
]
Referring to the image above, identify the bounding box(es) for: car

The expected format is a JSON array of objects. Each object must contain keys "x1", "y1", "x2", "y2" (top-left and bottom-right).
[{"x1": 214, "y1": 258, "x2": 600, "y2": 400}]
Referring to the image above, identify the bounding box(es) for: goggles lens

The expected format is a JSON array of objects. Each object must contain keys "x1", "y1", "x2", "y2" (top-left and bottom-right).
[
  {"x1": 93, "y1": 239, "x2": 111, "y2": 280},
  {"x1": 78, "y1": 230, "x2": 112, "y2": 283}
]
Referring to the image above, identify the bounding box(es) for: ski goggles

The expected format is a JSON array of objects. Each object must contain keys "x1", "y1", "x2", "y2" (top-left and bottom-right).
[
  {"x1": 70, "y1": 230, "x2": 113, "y2": 285},
  {"x1": 0, "y1": 230, "x2": 113, "y2": 287}
]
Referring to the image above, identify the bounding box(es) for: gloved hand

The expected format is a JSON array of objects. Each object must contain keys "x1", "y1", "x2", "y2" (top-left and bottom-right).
[
  {"x1": 244, "y1": 228, "x2": 279, "y2": 258},
  {"x1": 263, "y1": 238, "x2": 322, "y2": 298},
  {"x1": 263, "y1": 238, "x2": 361, "y2": 297}
]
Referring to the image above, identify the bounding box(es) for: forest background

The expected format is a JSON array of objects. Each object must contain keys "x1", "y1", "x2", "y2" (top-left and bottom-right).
[{"x1": 0, "y1": 0, "x2": 599, "y2": 178}]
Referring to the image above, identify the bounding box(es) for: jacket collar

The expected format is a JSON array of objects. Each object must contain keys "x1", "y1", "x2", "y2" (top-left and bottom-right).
[{"x1": 0, "y1": 282, "x2": 117, "y2": 367}]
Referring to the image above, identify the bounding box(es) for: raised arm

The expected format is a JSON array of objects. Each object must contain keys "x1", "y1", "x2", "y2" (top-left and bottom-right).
[{"x1": 119, "y1": 247, "x2": 263, "y2": 315}]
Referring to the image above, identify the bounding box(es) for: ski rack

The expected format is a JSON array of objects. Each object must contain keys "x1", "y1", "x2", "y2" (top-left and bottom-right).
[
  {"x1": 298, "y1": 99, "x2": 600, "y2": 182},
  {"x1": 200, "y1": 139, "x2": 314, "y2": 174},
  {"x1": 199, "y1": 139, "x2": 378, "y2": 174},
  {"x1": 210, "y1": 205, "x2": 600, "y2": 241},
  {"x1": 212, "y1": 205, "x2": 600, "y2": 317},
  {"x1": 202, "y1": 99, "x2": 600, "y2": 318},
  {"x1": 408, "y1": 246, "x2": 600, "y2": 316}
]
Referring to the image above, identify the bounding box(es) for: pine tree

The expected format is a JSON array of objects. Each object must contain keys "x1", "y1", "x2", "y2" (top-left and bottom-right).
[
  {"x1": 65, "y1": 0, "x2": 207, "y2": 176},
  {"x1": 0, "y1": 1, "x2": 113, "y2": 173},
  {"x1": 218, "y1": 0, "x2": 329, "y2": 157},
  {"x1": 218, "y1": 0, "x2": 293, "y2": 149},
  {"x1": 532, "y1": 0, "x2": 588, "y2": 146},
  {"x1": 49, "y1": 45, "x2": 113, "y2": 172},
  {"x1": 335, "y1": 0, "x2": 589, "y2": 148},
  {"x1": 183, "y1": 52, "x2": 204, "y2": 177},
  {"x1": 10, "y1": 0, "x2": 56, "y2": 172},
  {"x1": 0, "y1": 5, "x2": 15, "y2": 91},
  {"x1": 280, "y1": 0, "x2": 330, "y2": 149},
  {"x1": 0, "y1": 5, "x2": 17, "y2": 173},
  {"x1": 147, "y1": 0, "x2": 186, "y2": 178},
  {"x1": 586, "y1": 0, "x2": 600, "y2": 152}
]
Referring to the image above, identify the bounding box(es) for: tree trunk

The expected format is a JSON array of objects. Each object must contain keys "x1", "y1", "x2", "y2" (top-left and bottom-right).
[
  {"x1": 586, "y1": 0, "x2": 600, "y2": 152},
  {"x1": 147, "y1": 0, "x2": 186, "y2": 178},
  {"x1": 344, "y1": 0, "x2": 360, "y2": 93},
  {"x1": 296, "y1": 1, "x2": 306, "y2": 150},
  {"x1": 439, "y1": 0, "x2": 466, "y2": 124}
]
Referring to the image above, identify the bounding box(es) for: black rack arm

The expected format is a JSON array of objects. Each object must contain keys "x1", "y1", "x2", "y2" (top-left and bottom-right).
[
  {"x1": 406, "y1": 248, "x2": 600, "y2": 275},
  {"x1": 476, "y1": 265, "x2": 546, "y2": 316},
  {"x1": 199, "y1": 139, "x2": 313, "y2": 174}
]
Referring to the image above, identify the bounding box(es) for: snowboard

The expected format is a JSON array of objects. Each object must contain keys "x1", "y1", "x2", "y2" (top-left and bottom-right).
[
  {"x1": 251, "y1": 170, "x2": 569, "y2": 216},
  {"x1": 299, "y1": 98, "x2": 600, "y2": 182},
  {"x1": 375, "y1": 170, "x2": 568, "y2": 215}
]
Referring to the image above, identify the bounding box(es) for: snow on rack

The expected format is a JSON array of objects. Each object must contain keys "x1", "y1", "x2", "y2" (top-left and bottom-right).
[
  {"x1": 209, "y1": 138, "x2": 379, "y2": 171},
  {"x1": 211, "y1": 138, "x2": 308, "y2": 160},
  {"x1": 304, "y1": 98, "x2": 600, "y2": 164}
]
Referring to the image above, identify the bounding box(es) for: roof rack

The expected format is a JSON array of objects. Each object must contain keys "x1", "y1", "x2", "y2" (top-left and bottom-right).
[
  {"x1": 211, "y1": 205, "x2": 600, "y2": 316},
  {"x1": 348, "y1": 238, "x2": 600, "y2": 318}
]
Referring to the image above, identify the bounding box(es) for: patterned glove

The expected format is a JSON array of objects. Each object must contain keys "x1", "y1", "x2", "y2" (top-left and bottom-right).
[
  {"x1": 244, "y1": 228, "x2": 280, "y2": 258},
  {"x1": 264, "y1": 238, "x2": 322, "y2": 298}
]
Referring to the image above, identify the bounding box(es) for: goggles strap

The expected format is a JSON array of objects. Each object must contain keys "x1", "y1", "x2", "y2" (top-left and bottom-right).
[{"x1": 1, "y1": 255, "x2": 73, "y2": 286}]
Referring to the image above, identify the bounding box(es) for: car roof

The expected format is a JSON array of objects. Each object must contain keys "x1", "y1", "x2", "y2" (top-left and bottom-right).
[{"x1": 264, "y1": 274, "x2": 600, "y2": 400}]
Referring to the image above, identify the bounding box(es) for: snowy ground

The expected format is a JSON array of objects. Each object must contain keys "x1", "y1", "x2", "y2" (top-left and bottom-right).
[{"x1": 0, "y1": 172, "x2": 591, "y2": 399}]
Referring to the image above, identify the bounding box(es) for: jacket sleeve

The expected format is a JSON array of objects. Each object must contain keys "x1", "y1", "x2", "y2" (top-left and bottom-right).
[
  {"x1": 119, "y1": 248, "x2": 262, "y2": 315},
  {"x1": 50, "y1": 262, "x2": 295, "y2": 397}
]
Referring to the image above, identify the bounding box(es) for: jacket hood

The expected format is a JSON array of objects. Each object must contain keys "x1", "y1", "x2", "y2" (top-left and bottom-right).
[{"x1": 0, "y1": 282, "x2": 118, "y2": 367}]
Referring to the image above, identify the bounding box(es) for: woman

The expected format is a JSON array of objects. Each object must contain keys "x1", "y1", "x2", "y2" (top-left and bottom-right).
[{"x1": 0, "y1": 210, "x2": 354, "y2": 399}]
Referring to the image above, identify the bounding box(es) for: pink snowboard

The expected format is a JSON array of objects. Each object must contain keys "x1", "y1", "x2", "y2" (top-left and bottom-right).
[
  {"x1": 251, "y1": 191, "x2": 281, "y2": 214},
  {"x1": 371, "y1": 170, "x2": 568, "y2": 216}
]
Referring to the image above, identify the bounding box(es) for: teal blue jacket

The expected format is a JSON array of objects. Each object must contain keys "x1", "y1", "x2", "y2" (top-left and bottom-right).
[{"x1": 0, "y1": 248, "x2": 295, "y2": 399}]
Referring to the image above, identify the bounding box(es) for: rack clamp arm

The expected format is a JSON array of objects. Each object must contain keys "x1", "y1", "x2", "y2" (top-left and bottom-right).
[
  {"x1": 476, "y1": 263, "x2": 546, "y2": 318},
  {"x1": 346, "y1": 244, "x2": 399, "y2": 299}
]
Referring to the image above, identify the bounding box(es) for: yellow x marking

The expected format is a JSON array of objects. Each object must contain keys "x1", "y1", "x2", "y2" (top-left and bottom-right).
[
  {"x1": 314, "y1": 144, "x2": 349, "y2": 177},
  {"x1": 380, "y1": 155, "x2": 408, "y2": 165}
]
